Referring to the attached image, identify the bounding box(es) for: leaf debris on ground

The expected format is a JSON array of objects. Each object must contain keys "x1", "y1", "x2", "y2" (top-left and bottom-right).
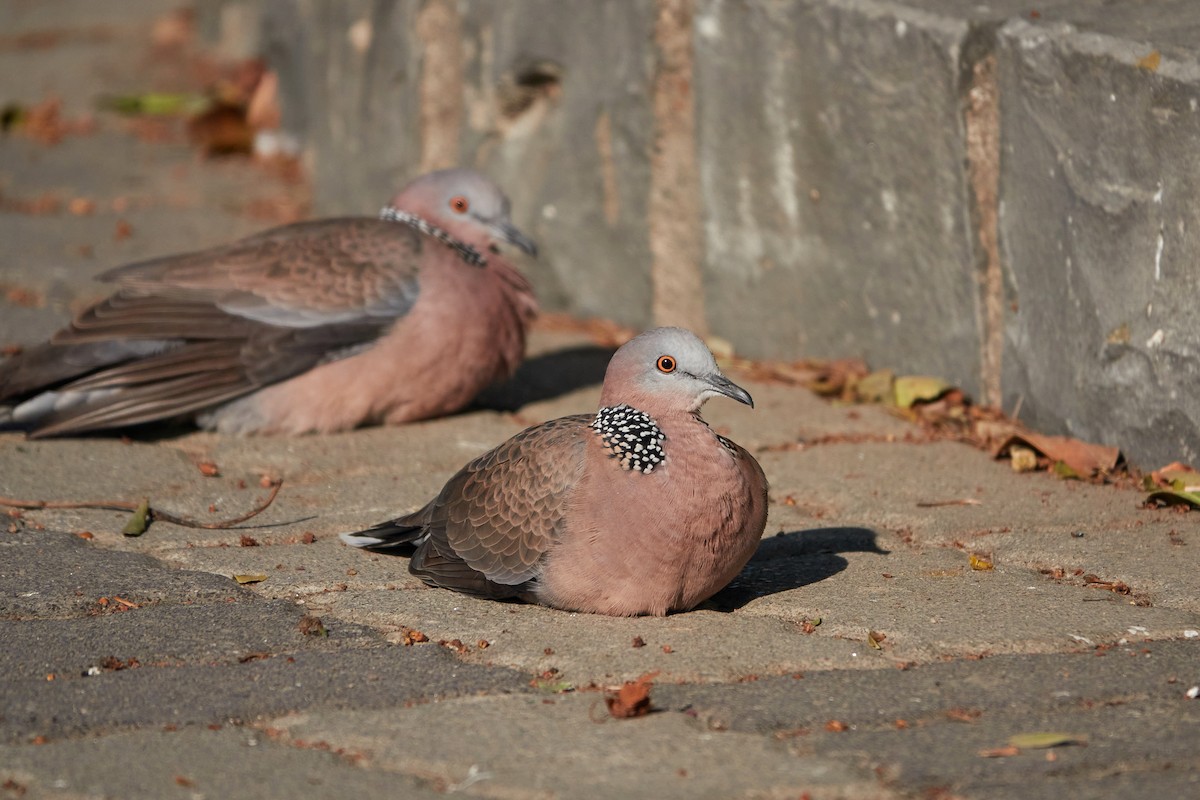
[
  {"x1": 1008, "y1": 731, "x2": 1086, "y2": 749},
  {"x1": 604, "y1": 671, "x2": 659, "y2": 719}
]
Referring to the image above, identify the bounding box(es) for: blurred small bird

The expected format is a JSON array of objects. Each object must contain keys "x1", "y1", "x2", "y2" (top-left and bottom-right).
[
  {"x1": 0, "y1": 168, "x2": 538, "y2": 437},
  {"x1": 341, "y1": 327, "x2": 769, "y2": 616}
]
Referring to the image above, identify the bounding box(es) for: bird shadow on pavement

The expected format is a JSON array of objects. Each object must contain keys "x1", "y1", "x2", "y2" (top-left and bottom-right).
[
  {"x1": 472, "y1": 344, "x2": 617, "y2": 411},
  {"x1": 705, "y1": 527, "x2": 888, "y2": 611}
]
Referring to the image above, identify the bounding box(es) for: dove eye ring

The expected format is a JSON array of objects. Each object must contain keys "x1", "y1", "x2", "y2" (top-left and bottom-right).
[
  {"x1": 449, "y1": 196, "x2": 469, "y2": 213},
  {"x1": 656, "y1": 355, "x2": 676, "y2": 374}
]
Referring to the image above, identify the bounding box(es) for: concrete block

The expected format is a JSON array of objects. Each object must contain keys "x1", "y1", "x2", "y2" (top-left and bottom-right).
[
  {"x1": 263, "y1": 0, "x2": 658, "y2": 325},
  {"x1": 997, "y1": 16, "x2": 1200, "y2": 465},
  {"x1": 264, "y1": 0, "x2": 1200, "y2": 464},
  {"x1": 694, "y1": 0, "x2": 984, "y2": 388}
]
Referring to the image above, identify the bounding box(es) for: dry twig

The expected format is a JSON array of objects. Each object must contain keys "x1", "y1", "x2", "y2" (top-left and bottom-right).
[{"x1": 0, "y1": 480, "x2": 286, "y2": 530}]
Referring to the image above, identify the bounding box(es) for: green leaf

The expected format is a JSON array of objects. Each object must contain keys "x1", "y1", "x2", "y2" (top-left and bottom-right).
[
  {"x1": 121, "y1": 499, "x2": 150, "y2": 536},
  {"x1": 99, "y1": 92, "x2": 210, "y2": 117},
  {"x1": 1146, "y1": 489, "x2": 1200, "y2": 509},
  {"x1": 893, "y1": 376, "x2": 950, "y2": 409},
  {"x1": 855, "y1": 369, "x2": 895, "y2": 403},
  {"x1": 1052, "y1": 460, "x2": 1081, "y2": 480},
  {"x1": 531, "y1": 679, "x2": 575, "y2": 693},
  {"x1": 1008, "y1": 731, "x2": 1084, "y2": 749}
]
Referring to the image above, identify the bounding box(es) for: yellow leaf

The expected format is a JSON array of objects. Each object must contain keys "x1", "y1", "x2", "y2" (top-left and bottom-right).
[
  {"x1": 1106, "y1": 323, "x2": 1131, "y2": 345},
  {"x1": 1008, "y1": 732, "x2": 1084, "y2": 749},
  {"x1": 893, "y1": 376, "x2": 950, "y2": 409},
  {"x1": 233, "y1": 574, "x2": 268, "y2": 585},
  {"x1": 1053, "y1": 460, "x2": 1081, "y2": 480},
  {"x1": 1009, "y1": 445, "x2": 1039, "y2": 473},
  {"x1": 855, "y1": 369, "x2": 895, "y2": 403},
  {"x1": 121, "y1": 499, "x2": 150, "y2": 536},
  {"x1": 969, "y1": 553, "x2": 994, "y2": 571}
]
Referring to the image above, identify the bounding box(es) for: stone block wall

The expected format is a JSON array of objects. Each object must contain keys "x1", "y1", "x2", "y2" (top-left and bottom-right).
[{"x1": 244, "y1": 0, "x2": 1200, "y2": 466}]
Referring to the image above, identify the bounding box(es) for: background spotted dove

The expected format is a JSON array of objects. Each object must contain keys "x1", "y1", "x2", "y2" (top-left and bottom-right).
[
  {"x1": 341, "y1": 327, "x2": 769, "y2": 617},
  {"x1": 0, "y1": 168, "x2": 538, "y2": 437}
]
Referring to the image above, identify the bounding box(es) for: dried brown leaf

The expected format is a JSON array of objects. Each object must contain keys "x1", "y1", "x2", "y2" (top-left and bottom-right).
[
  {"x1": 605, "y1": 671, "x2": 659, "y2": 719},
  {"x1": 978, "y1": 745, "x2": 1020, "y2": 758},
  {"x1": 995, "y1": 432, "x2": 1119, "y2": 477}
]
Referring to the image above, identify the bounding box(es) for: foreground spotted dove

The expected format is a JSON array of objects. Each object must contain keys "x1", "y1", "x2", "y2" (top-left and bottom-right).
[
  {"x1": 0, "y1": 168, "x2": 538, "y2": 437},
  {"x1": 340, "y1": 327, "x2": 769, "y2": 616}
]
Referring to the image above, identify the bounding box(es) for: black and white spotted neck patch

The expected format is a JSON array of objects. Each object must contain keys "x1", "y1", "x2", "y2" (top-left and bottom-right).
[
  {"x1": 591, "y1": 404, "x2": 666, "y2": 474},
  {"x1": 380, "y1": 205, "x2": 486, "y2": 267}
]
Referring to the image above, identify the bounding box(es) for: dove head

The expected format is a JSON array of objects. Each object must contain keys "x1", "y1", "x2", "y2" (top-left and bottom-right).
[
  {"x1": 388, "y1": 168, "x2": 537, "y2": 257},
  {"x1": 599, "y1": 327, "x2": 753, "y2": 415}
]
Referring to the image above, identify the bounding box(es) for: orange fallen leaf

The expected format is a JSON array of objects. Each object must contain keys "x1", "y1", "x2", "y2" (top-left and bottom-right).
[
  {"x1": 67, "y1": 197, "x2": 96, "y2": 216},
  {"x1": 4, "y1": 286, "x2": 44, "y2": 308},
  {"x1": 1147, "y1": 461, "x2": 1200, "y2": 491},
  {"x1": 995, "y1": 431, "x2": 1119, "y2": 477},
  {"x1": 401, "y1": 628, "x2": 428, "y2": 646},
  {"x1": 946, "y1": 707, "x2": 982, "y2": 723},
  {"x1": 1137, "y1": 50, "x2": 1161, "y2": 72},
  {"x1": 979, "y1": 745, "x2": 1020, "y2": 758},
  {"x1": 605, "y1": 671, "x2": 659, "y2": 719}
]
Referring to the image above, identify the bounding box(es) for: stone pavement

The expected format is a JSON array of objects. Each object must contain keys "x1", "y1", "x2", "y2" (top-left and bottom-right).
[{"x1": 1, "y1": 3, "x2": 1198, "y2": 798}]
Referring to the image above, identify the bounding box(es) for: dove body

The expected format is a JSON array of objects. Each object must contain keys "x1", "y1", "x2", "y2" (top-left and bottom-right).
[
  {"x1": 342, "y1": 327, "x2": 769, "y2": 616},
  {"x1": 0, "y1": 169, "x2": 537, "y2": 437}
]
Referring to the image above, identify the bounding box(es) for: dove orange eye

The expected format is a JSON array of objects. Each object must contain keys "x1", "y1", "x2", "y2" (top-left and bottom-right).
[
  {"x1": 450, "y1": 196, "x2": 469, "y2": 213},
  {"x1": 656, "y1": 355, "x2": 676, "y2": 374}
]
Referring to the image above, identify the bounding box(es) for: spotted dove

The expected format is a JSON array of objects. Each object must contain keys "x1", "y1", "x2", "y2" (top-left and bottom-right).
[
  {"x1": 0, "y1": 168, "x2": 538, "y2": 437},
  {"x1": 341, "y1": 327, "x2": 769, "y2": 616}
]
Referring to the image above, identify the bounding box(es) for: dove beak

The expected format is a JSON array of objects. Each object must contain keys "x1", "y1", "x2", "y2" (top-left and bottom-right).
[
  {"x1": 706, "y1": 373, "x2": 754, "y2": 409},
  {"x1": 492, "y1": 221, "x2": 539, "y2": 258}
]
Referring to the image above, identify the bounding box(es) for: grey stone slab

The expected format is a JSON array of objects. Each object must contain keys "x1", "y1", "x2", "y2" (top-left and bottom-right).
[
  {"x1": 0, "y1": 599, "x2": 380, "y2": 679},
  {"x1": 0, "y1": 726, "x2": 448, "y2": 799},
  {"x1": 0, "y1": 528, "x2": 250, "y2": 618},
  {"x1": 0, "y1": 0, "x2": 188, "y2": 111},
  {"x1": 656, "y1": 638, "x2": 1200, "y2": 731},
  {"x1": 1, "y1": 643, "x2": 528, "y2": 744},
  {"x1": 268, "y1": 694, "x2": 899, "y2": 800},
  {"x1": 0, "y1": 136, "x2": 295, "y2": 307},
  {"x1": 655, "y1": 641, "x2": 1200, "y2": 799},
  {"x1": 165, "y1": 511, "x2": 1195, "y2": 686},
  {"x1": 996, "y1": 16, "x2": 1200, "y2": 468}
]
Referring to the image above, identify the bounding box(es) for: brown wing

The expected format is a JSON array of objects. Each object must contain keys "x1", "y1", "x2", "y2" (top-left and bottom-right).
[
  {"x1": 1, "y1": 218, "x2": 425, "y2": 435},
  {"x1": 401, "y1": 415, "x2": 591, "y2": 596},
  {"x1": 23, "y1": 319, "x2": 388, "y2": 437},
  {"x1": 76, "y1": 217, "x2": 424, "y2": 336}
]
